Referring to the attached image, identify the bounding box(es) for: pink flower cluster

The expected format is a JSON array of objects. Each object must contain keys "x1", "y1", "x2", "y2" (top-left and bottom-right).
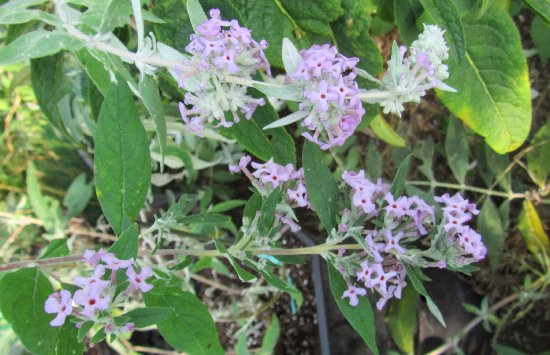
[
  {"x1": 287, "y1": 45, "x2": 364, "y2": 149},
  {"x1": 229, "y1": 156, "x2": 310, "y2": 209},
  {"x1": 44, "y1": 249, "x2": 153, "y2": 331},
  {"x1": 178, "y1": 9, "x2": 269, "y2": 134},
  {"x1": 186, "y1": 9, "x2": 270, "y2": 76},
  {"x1": 435, "y1": 193, "x2": 486, "y2": 261},
  {"x1": 338, "y1": 171, "x2": 487, "y2": 309},
  {"x1": 230, "y1": 156, "x2": 310, "y2": 232}
]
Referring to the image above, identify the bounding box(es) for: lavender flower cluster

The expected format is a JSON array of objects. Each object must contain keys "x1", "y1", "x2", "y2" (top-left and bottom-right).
[
  {"x1": 178, "y1": 9, "x2": 270, "y2": 134},
  {"x1": 335, "y1": 170, "x2": 487, "y2": 309},
  {"x1": 44, "y1": 249, "x2": 153, "y2": 336},
  {"x1": 229, "y1": 155, "x2": 310, "y2": 232},
  {"x1": 287, "y1": 45, "x2": 364, "y2": 149}
]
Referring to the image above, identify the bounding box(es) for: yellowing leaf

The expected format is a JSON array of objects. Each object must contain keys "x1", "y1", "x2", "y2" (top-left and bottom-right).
[
  {"x1": 518, "y1": 200, "x2": 550, "y2": 257},
  {"x1": 369, "y1": 115, "x2": 405, "y2": 147}
]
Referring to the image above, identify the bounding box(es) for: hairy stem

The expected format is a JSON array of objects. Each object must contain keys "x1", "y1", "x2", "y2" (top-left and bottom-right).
[
  {"x1": 0, "y1": 243, "x2": 363, "y2": 272},
  {"x1": 406, "y1": 180, "x2": 527, "y2": 200}
]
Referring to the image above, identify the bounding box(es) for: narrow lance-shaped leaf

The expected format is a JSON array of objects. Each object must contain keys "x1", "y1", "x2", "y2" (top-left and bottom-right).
[
  {"x1": 445, "y1": 116, "x2": 469, "y2": 185},
  {"x1": 187, "y1": 0, "x2": 207, "y2": 31},
  {"x1": 477, "y1": 198, "x2": 505, "y2": 270},
  {"x1": 518, "y1": 200, "x2": 550, "y2": 258},
  {"x1": 94, "y1": 77, "x2": 151, "y2": 236},
  {"x1": 302, "y1": 141, "x2": 340, "y2": 233},
  {"x1": 139, "y1": 74, "x2": 167, "y2": 171},
  {"x1": 327, "y1": 264, "x2": 379, "y2": 355}
]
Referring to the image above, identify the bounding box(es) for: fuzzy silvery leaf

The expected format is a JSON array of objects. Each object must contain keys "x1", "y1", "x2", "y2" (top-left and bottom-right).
[
  {"x1": 186, "y1": 0, "x2": 207, "y2": 31},
  {"x1": 252, "y1": 82, "x2": 302, "y2": 101},
  {"x1": 281, "y1": 37, "x2": 302, "y2": 74},
  {"x1": 263, "y1": 110, "x2": 308, "y2": 130}
]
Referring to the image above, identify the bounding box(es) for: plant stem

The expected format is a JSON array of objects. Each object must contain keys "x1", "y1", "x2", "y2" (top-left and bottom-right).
[
  {"x1": 406, "y1": 180, "x2": 527, "y2": 200},
  {"x1": 0, "y1": 243, "x2": 362, "y2": 272}
]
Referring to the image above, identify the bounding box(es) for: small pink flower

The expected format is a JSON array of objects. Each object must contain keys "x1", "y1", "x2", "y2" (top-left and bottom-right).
[
  {"x1": 101, "y1": 254, "x2": 134, "y2": 270},
  {"x1": 126, "y1": 266, "x2": 154, "y2": 293},
  {"x1": 342, "y1": 285, "x2": 366, "y2": 306},
  {"x1": 44, "y1": 290, "x2": 73, "y2": 326},
  {"x1": 229, "y1": 155, "x2": 252, "y2": 173},
  {"x1": 73, "y1": 265, "x2": 109, "y2": 289},
  {"x1": 82, "y1": 248, "x2": 108, "y2": 267},
  {"x1": 73, "y1": 283, "x2": 111, "y2": 319}
]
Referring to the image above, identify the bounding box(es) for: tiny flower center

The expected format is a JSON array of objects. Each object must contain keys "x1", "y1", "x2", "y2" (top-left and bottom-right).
[
  {"x1": 89, "y1": 299, "x2": 96, "y2": 306},
  {"x1": 135, "y1": 277, "x2": 142, "y2": 283}
]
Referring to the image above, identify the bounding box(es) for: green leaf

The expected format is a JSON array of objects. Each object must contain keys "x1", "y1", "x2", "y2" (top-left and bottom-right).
[
  {"x1": 332, "y1": 0, "x2": 383, "y2": 75},
  {"x1": 26, "y1": 162, "x2": 65, "y2": 235},
  {"x1": 144, "y1": 287, "x2": 223, "y2": 354},
  {"x1": 445, "y1": 116, "x2": 469, "y2": 185},
  {"x1": 214, "y1": 240, "x2": 257, "y2": 282},
  {"x1": 369, "y1": 115, "x2": 405, "y2": 147},
  {"x1": 477, "y1": 198, "x2": 505, "y2": 270},
  {"x1": 0, "y1": 9, "x2": 58, "y2": 25},
  {"x1": 394, "y1": 0, "x2": 423, "y2": 45},
  {"x1": 327, "y1": 264, "x2": 379, "y2": 355},
  {"x1": 94, "y1": 77, "x2": 151, "y2": 236},
  {"x1": 224, "y1": 90, "x2": 296, "y2": 166},
  {"x1": 281, "y1": 37, "x2": 302, "y2": 74},
  {"x1": 418, "y1": 0, "x2": 465, "y2": 62},
  {"x1": 365, "y1": 140, "x2": 382, "y2": 180},
  {"x1": 258, "y1": 189, "x2": 281, "y2": 235},
  {"x1": 115, "y1": 307, "x2": 171, "y2": 328},
  {"x1": 210, "y1": 199, "x2": 246, "y2": 213},
  {"x1": 523, "y1": 0, "x2": 550, "y2": 23},
  {"x1": 531, "y1": 15, "x2": 550, "y2": 64},
  {"x1": 526, "y1": 120, "x2": 550, "y2": 187},
  {"x1": 0, "y1": 30, "x2": 83, "y2": 65},
  {"x1": 187, "y1": 0, "x2": 208, "y2": 31},
  {"x1": 64, "y1": 173, "x2": 93, "y2": 219},
  {"x1": 403, "y1": 264, "x2": 446, "y2": 326},
  {"x1": 387, "y1": 286, "x2": 418, "y2": 355},
  {"x1": 260, "y1": 315, "x2": 280, "y2": 354},
  {"x1": 0, "y1": 268, "x2": 82, "y2": 354},
  {"x1": 76, "y1": 48, "x2": 111, "y2": 96},
  {"x1": 243, "y1": 193, "x2": 262, "y2": 221},
  {"x1": 139, "y1": 75, "x2": 167, "y2": 171},
  {"x1": 389, "y1": 154, "x2": 412, "y2": 197},
  {"x1": 99, "y1": 0, "x2": 133, "y2": 32},
  {"x1": 302, "y1": 141, "x2": 340, "y2": 233},
  {"x1": 31, "y1": 53, "x2": 79, "y2": 142},
  {"x1": 40, "y1": 239, "x2": 69, "y2": 259},
  {"x1": 437, "y1": 6, "x2": 531, "y2": 153},
  {"x1": 279, "y1": 0, "x2": 343, "y2": 36},
  {"x1": 108, "y1": 224, "x2": 139, "y2": 259},
  {"x1": 150, "y1": 0, "x2": 194, "y2": 51},
  {"x1": 518, "y1": 200, "x2": 550, "y2": 258},
  {"x1": 263, "y1": 110, "x2": 308, "y2": 130},
  {"x1": 77, "y1": 321, "x2": 94, "y2": 343},
  {"x1": 252, "y1": 82, "x2": 302, "y2": 101}
]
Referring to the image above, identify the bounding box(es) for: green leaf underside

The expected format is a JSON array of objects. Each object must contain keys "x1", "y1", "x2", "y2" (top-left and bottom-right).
[
  {"x1": 327, "y1": 264, "x2": 379, "y2": 355},
  {"x1": 437, "y1": 6, "x2": 531, "y2": 153},
  {"x1": 94, "y1": 77, "x2": 151, "y2": 236},
  {"x1": 139, "y1": 75, "x2": 167, "y2": 171},
  {"x1": 302, "y1": 141, "x2": 340, "y2": 233},
  {"x1": 0, "y1": 30, "x2": 83, "y2": 66},
  {"x1": 523, "y1": 0, "x2": 550, "y2": 24},
  {"x1": 0, "y1": 268, "x2": 82, "y2": 354},
  {"x1": 144, "y1": 287, "x2": 223, "y2": 355}
]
